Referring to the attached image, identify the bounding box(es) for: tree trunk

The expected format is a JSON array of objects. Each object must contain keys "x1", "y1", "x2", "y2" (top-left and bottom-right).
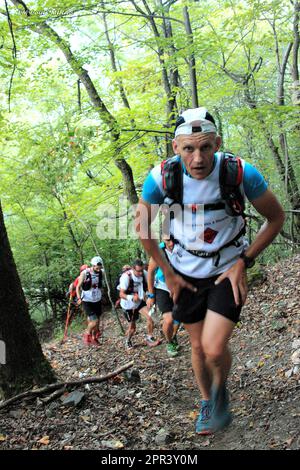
[
  {"x1": 114, "y1": 159, "x2": 139, "y2": 204},
  {"x1": 183, "y1": 6, "x2": 199, "y2": 108},
  {"x1": 130, "y1": 0, "x2": 179, "y2": 156},
  {"x1": 0, "y1": 201, "x2": 55, "y2": 399},
  {"x1": 10, "y1": 0, "x2": 139, "y2": 206},
  {"x1": 102, "y1": 2, "x2": 131, "y2": 111},
  {"x1": 291, "y1": 1, "x2": 300, "y2": 105}
]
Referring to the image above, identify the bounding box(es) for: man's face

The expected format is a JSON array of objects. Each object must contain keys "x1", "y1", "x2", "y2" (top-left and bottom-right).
[
  {"x1": 92, "y1": 264, "x2": 102, "y2": 272},
  {"x1": 172, "y1": 133, "x2": 221, "y2": 180},
  {"x1": 133, "y1": 265, "x2": 143, "y2": 277},
  {"x1": 163, "y1": 238, "x2": 174, "y2": 252}
]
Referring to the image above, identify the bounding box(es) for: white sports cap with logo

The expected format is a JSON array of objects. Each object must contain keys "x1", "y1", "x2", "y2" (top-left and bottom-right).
[
  {"x1": 91, "y1": 256, "x2": 103, "y2": 266},
  {"x1": 174, "y1": 107, "x2": 217, "y2": 137}
]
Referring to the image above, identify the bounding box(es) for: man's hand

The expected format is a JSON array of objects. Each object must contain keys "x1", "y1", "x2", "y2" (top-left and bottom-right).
[
  {"x1": 165, "y1": 271, "x2": 197, "y2": 304},
  {"x1": 133, "y1": 293, "x2": 140, "y2": 303},
  {"x1": 147, "y1": 297, "x2": 155, "y2": 309},
  {"x1": 77, "y1": 298, "x2": 82, "y2": 306},
  {"x1": 215, "y1": 259, "x2": 248, "y2": 306}
]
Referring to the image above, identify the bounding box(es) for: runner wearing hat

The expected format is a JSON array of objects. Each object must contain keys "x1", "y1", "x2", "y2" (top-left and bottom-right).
[
  {"x1": 76, "y1": 256, "x2": 104, "y2": 346},
  {"x1": 136, "y1": 106, "x2": 285, "y2": 435}
]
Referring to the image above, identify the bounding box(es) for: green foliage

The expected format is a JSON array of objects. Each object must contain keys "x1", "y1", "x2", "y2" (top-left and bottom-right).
[{"x1": 0, "y1": 0, "x2": 299, "y2": 330}]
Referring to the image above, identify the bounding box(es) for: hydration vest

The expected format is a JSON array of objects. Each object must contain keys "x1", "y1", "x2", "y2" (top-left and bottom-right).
[
  {"x1": 123, "y1": 271, "x2": 147, "y2": 295},
  {"x1": 115, "y1": 268, "x2": 131, "y2": 291},
  {"x1": 82, "y1": 268, "x2": 103, "y2": 291},
  {"x1": 160, "y1": 152, "x2": 246, "y2": 266},
  {"x1": 161, "y1": 152, "x2": 245, "y2": 217}
]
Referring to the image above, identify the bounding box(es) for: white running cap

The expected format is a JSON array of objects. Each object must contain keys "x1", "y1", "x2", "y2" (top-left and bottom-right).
[
  {"x1": 174, "y1": 107, "x2": 217, "y2": 137},
  {"x1": 91, "y1": 256, "x2": 103, "y2": 266}
]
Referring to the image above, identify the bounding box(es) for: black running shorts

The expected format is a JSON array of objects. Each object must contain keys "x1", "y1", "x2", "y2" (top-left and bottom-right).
[
  {"x1": 82, "y1": 301, "x2": 102, "y2": 321},
  {"x1": 122, "y1": 300, "x2": 147, "y2": 323},
  {"x1": 172, "y1": 272, "x2": 242, "y2": 324},
  {"x1": 155, "y1": 288, "x2": 173, "y2": 315}
]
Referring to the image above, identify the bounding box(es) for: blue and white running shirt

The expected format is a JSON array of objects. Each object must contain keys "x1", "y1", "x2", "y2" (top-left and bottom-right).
[
  {"x1": 142, "y1": 153, "x2": 268, "y2": 278},
  {"x1": 154, "y1": 242, "x2": 176, "y2": 293}
]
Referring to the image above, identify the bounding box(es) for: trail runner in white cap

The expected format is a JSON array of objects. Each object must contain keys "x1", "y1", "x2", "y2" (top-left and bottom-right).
[
  {"x1": 136, "y1": 107, "x2": 285, "y2": 435},
  {"x1": 76, "y1": 256, "x2": 104, "y2": 346}
]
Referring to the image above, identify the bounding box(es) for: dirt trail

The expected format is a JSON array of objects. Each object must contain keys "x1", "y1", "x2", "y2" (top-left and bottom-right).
[{"x1": 0, "y1": 256, "x2": 299, "y2": 450}]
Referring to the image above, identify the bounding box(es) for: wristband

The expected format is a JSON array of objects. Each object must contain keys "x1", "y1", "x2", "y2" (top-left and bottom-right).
[
  {"x1": 239, "y1": 251, "x2": 255, "y2": 269},
  {"x1": 147, "y1": 293, "x2": 155, "y2": 299}
]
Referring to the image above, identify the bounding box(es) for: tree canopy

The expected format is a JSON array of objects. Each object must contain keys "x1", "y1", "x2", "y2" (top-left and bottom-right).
[{"x1": 0, "y1": 0, "x2": 299, "y2": 322}]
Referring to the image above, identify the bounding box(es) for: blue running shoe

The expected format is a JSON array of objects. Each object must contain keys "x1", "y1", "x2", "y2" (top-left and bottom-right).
[
  {"x1": 172, "y1": 335, "x2": 180, "y2": 351},
  {"x1": 196, "y1": 400, "x2": 213, "y2": 435},
  {"x1": 210, "y1": 383, "x2": 232, "y2": 432}
]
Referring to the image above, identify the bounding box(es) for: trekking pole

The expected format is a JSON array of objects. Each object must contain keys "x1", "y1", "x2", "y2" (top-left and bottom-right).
[
  {"x1": 99, "y1": 315, "x2": 104, "y2": 344},
  {"x1": 62, "y1": 294, "x2": 73, "y2": 343}
]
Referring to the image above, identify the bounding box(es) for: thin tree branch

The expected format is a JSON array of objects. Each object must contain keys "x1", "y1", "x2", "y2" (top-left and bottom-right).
[
  {"x1": 0, "y1": 361, "x2": 134, "y2": 410},
  {"x1": 5, "y1": 0, "x2": 17, "y2": 112}
]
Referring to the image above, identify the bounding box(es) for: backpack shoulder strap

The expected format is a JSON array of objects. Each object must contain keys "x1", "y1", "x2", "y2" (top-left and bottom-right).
[
  {"x1": 161, "y1": 156, "x2": 183, "y2": 205},
  {"x1": 142, "y1": 272, "x2": 148, "y2": 291},
  {"x1": 161, "y1": 242, "x2": 172, "y2": 267},
  {"x1": 127, "y1": 271, "x2": 132, "y2": 280},
  {"x1": 126, "y1": 271, "x2": 133, "y2": 292},
  {"x1": 81, "y1": 268, "x2": 92, "y2": 291},
  {"x1": 98, "y1": 269, "x2": 102, "y2": 287},
  {"x1": 219, "y1": 152, "x2": 245, "y2": 217},
  {"x1": 83, "y1": 268, "x2": 91, "y2": 281}
]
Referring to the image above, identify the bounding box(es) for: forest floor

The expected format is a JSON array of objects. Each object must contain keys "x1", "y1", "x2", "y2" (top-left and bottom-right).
[{"x1": 0, "y1": 255, "x2": 299, "y2": 451}]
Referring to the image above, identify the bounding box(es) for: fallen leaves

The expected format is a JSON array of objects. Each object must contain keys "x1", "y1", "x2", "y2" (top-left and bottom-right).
[
  {"x1": 38, "y1": 435, "x2": 50, "y2": 445},
  {"x1": 188, "y1": 410, "x2": 198, "y2": 420},
  {"x1": 201, "y1": 439, "x2": 210, "y2": 447},
  {"x1": 285, "y1": 437, "x2": 294, "y2": 447},
  {"x1": 0, "y1": 255, "x2": 299, "y2": 451},
  {"x1": 100, "y1": 439, "x2": 124, "y2": 449}
]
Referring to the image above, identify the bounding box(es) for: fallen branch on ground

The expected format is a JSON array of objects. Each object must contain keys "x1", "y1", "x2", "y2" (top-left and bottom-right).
[
  {"x1": 39, "y1": 387, "x2": 67, "y2": 404},
  {"x1": 0, "y1": 361, "x2": 134, "y2": 410}
]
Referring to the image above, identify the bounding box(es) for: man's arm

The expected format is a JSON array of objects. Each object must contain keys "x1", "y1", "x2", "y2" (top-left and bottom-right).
[
  {"x1": 215, "y1": 189, "x2": 285, "y2": 305},
  {"x1": 120, "y1": 289, "x2": 139, "y2": 303},
  {"x1": 147, "y1": 257, "x2": 157, "y2": 309},
  {"x1": 239, "y1": 189, "x2": 285, "y2": 259},
  {"x1": 136, "y1": 199, "x2": 196, "y2": 303},
  {"x1": 147, "y1": 257, "x2": 157, "y2": 294},
  {"x1": 75, "y1": 273, "x2": 84, "y2": 305},
  {"x1": 119, "y1": 277, "x2": 139, "y2": 303}
]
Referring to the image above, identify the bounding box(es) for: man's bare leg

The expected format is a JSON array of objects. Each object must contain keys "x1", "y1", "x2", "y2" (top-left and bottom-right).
[
  {"x1": 201, "y1": 310, "x2": 235, "y2": 389},
  {"x1": 184, "y1": 321, "x2": 211, "y2": 400},
  {"x1": 140, "y1": 306, "x2": 154, "y2": 336}
]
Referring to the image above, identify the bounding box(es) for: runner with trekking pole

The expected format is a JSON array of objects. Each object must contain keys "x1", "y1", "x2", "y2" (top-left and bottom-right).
[{"x1": 62, "y1": 264, "x2": 88, "y2": 343}]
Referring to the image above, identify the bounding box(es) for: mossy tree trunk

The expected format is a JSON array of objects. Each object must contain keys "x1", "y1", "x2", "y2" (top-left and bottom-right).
[{"x1": 0, "y1": 201, "x2": 55, "y2": 399}]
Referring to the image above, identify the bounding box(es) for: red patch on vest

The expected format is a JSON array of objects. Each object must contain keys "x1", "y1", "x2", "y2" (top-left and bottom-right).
[{"x1": 204, "y1": 228, "x2": 218, "y2": 244}]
